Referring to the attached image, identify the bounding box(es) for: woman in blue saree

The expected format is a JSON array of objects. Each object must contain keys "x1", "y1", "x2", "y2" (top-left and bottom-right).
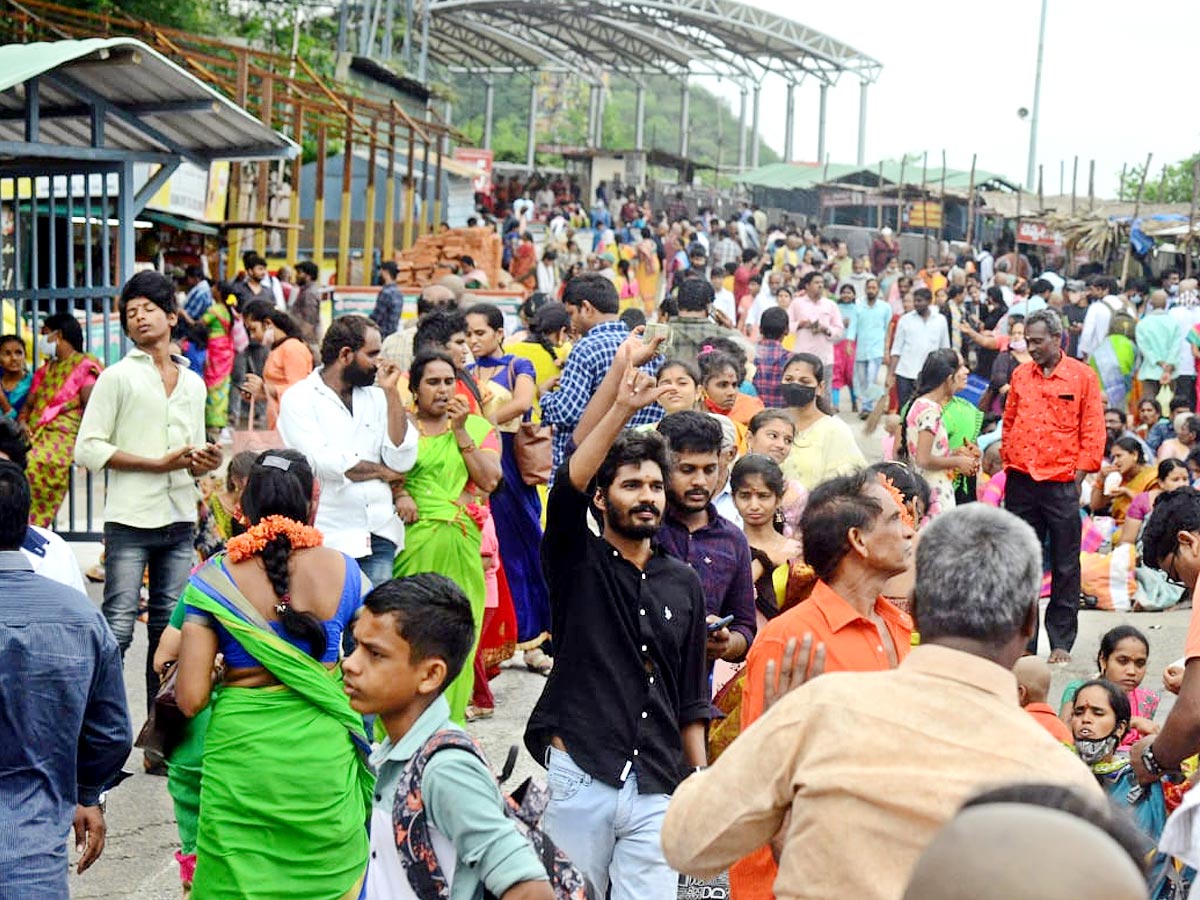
[{"x1": 464, "y1": 303, "x2": 555, "y2": 673}]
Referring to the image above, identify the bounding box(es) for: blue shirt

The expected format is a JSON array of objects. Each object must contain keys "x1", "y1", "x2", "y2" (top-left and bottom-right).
[
  {"x1": 854, "y1": 297, "x2": 892, "y2": 361},
  {"x1": 183, "y1": 280, "x2": 213, "y2": 321},
  {"x1": 370, "y1": 284, "x2": 405, "y2": 338},
  {"x1": 0, "y1": 552, "x2": 131, "y2": 900},
  {"x1": 539, "y1": 321, "x2": 662, "y2": 476}
]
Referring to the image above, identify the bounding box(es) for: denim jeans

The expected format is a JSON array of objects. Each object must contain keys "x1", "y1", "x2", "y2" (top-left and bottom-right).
[
  {"x1": 854, "y1": 357, "x2": 883, "y2": 412},
  {"x1": 357, "y1": 533, "x2": 397, "y2": 590},
  {"x1": 897, "y1": 375, "x2": 917, "y2": 410},
  {"x1": 542, "y1": 747, "x2": 676, "y2": 900},
  {"x1": 102, "y1": 521, "x2": 195, "y2": 712}
]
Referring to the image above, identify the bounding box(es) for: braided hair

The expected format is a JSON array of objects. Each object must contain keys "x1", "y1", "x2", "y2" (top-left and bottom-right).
[{"x1": 239, "y1": 449, "x2": 327, "y2": 659}]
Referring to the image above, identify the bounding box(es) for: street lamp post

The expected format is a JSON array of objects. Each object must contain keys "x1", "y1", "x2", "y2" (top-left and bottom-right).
[{"x1": 1026, "y1": 0, "x2": 1048, "y2": 190}]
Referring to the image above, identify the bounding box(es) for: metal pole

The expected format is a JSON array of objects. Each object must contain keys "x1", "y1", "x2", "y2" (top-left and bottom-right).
[
  {"x1": 596, "y1": 83, "x2": 606, "y2": 150},
  {"x1": 526, "y1": 79, "x2": 538, "y2": 172},
  {"x1": 856, "y1": 81, "x2": 868, "y2": 166},
  {"x1": 679, "y1": 77, "x2": 690, "y2": 160},
  {"x1": 1037, "y1": 164, "x2": 1044, "y2": 214},
  {"x1": 1026, "y1": 0, "x2": 1047, "y2": 189},
  {"x1": 635, "y1": 83, "x2": 646, "y2": 152},
  {"x1": 736, "y1": 86, "x2": 747, "y2": 172},
  {"x1": 920, "y1": 151, "x2": 928, "y2": 263},
  {"x1": 337, "y1": 0, "x2": 350, "y2": 54},
  {"x1": 817, "y1": 83, "x2": 828, "y2": 164},
  {"x1": 783, "y1": 81, "x2": 794, "y2": 163},
  {"x1": 1187, "y1": 161, "x2": 1198, "y2": 279},
  {"x1": 586, "y1": 84, "x2": 597, "y2": 149},
  {"x1": 482, "y1": 78, "x2": 494, "y2": 150},
  {"x1": 965, "y1": 153, "x2": 977, "y2": 248},
  {"x1": 400, "y1": 0, "x2": 414, "y2": 65},
  {"x1": 876, "y1": 160, "x2": 884, "y2": 230},
  {"x1": 1071, "y1": 156, "x2": 1078, "y2": 215},
  {"x1": 750, "y1": 85, "x2": 761, "y2": 169},
  {"x1": 286, "y1": 102, "x2": 304, "y2": 263},
  {"x1": 417, "y1": 7, "x2": 429, "y2": 83},
  {"x1": 363, "y1": 122, "x2": 378, "y2": 280},
  {"x1": 382, "y1": 0, "x2": 396, "y2": 59},
  {"x1": 1088, "y1": 159, "x2": 1095, "y2": 211},
  {"x1": 939, "y1": 149, "x2": 947, "y2": 246}
]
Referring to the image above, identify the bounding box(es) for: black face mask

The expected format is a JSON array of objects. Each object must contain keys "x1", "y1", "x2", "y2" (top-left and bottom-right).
[{"x1": 781, "y1": 383, "x2": 817, "y2": 408}]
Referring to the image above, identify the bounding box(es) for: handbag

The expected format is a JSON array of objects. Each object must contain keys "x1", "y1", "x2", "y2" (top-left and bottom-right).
[
  {"x1": 134, "y1": 661, "x2": 188, "y2": 758},
  {"x1": 232, "y1": 398, "x2": 284, "y2": 455},
  {"x1": 514, "y1": 420, "x2": 552, "y2": 486}
]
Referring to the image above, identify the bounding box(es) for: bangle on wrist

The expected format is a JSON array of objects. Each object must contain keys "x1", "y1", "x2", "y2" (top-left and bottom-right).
[{"x1": 458, "y1": 442, "x2": 476, "y2": 454}]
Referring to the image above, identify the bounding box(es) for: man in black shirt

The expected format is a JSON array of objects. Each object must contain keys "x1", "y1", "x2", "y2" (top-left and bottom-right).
[{"x1": 526, "y1": 360, "x2": 710, "y2": 900}]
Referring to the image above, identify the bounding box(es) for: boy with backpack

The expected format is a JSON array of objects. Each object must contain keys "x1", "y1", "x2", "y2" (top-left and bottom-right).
[{"x1": 343, "y1": 573, "x2": 558, "y2": 900}]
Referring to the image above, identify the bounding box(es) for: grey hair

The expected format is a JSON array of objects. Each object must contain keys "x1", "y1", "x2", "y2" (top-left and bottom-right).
[
  {"x1": 1025, "y1": 308, "x2": 1063, "y2": 339},
  {"x1": 914, "y1": 505, "x2": 1041, "y2": 643}
]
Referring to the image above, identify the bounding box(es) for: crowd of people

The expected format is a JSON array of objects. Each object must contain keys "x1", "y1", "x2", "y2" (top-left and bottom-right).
[{"x1": 12, "y1": 196, "x2": 1200, "y2": 900}]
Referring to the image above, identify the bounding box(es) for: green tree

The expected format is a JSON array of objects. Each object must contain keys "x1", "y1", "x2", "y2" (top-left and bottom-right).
[{"x1": 1118, "y1": 152, "x2": 1200, "y2": 203}]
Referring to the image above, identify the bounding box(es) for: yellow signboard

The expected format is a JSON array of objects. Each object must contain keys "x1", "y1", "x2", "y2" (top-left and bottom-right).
[{"x1": 907, "y1": 201, "x2": 943, "y2": 230}]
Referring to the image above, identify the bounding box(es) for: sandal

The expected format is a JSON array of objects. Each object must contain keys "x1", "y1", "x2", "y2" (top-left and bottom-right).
[
  {"x1": 466, "y1": 705, "x2": 494, "y2": 722},
  {"x1": 524, "y1": 648, "x2": 553, "y2": 676}
]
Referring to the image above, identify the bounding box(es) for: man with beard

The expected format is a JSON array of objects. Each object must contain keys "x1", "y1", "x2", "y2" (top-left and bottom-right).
[
  {"x1": 656, "y1": 411, "x2": 756, "y2": 665},
  {"x1": 526, "y1": 362, "x2": 710, "y2": 900},
  {"x1": 278, "y1": 314, "x2": 418, "y2": 585}
]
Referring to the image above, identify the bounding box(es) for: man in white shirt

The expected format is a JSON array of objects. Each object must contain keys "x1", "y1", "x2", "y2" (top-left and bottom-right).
[
  {"x1": 278, "y1": 314, "x2": 418, "y2": 587},
  {"x1": 976, "y1": 243, "x2": 995, "y2": 288},
  {"x1": 887, "y1": 288, "x2": 950, "y2": 408},
  {"x1": 1078, "y1": 276, "x2": 1123, "y2": 360},
  {"x1": 744, "y1": 270, "x2": 785, "y2": 340},
  {"x1": 75, "y1": 271, "x2": 222, "y2": 718},
  {"x1": 1169, "y1": 293, "x2": 1200, "y2": 406},
  {"x1": 709, "y1": 268, "x2": 737, "y2": 326},
  {"x1": 0, "y1": 418, "x2": 85, "y2": 592}
]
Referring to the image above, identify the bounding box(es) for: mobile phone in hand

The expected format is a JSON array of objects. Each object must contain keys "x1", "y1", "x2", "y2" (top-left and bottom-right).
[{"x1": 707, "y1": 614, "x2": 735, "y2": 633}]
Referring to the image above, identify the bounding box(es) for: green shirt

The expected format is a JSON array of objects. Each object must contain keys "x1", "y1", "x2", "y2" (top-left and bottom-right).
[
  {"x1": 74, "y1": 349, "x2": 207, "y2": 528},
  {"x1": 368, "y1": 695, "x2": 547, "y2": 900}
]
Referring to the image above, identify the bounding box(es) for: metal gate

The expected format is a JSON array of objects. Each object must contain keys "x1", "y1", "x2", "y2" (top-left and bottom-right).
[{"x1": 0, "y1": 162, "x2": 131, "y2": 541}]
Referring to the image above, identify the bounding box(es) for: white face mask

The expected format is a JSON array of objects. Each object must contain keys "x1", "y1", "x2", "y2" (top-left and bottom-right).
[
  {"x1": 261, "y1": 325, "x2": 276, "y2": 349},
  {"x1": 37, "y1": 334, "x2": 57, "y2": 359}
]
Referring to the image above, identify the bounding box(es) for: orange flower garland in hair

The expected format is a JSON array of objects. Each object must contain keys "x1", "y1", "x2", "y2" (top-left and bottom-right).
[
  {"x1": 875, "y1": 473, "x2": 916, "y2": 531},
  {"x1": 225, "y1": 515, "x2": 324, "y2": 563}
]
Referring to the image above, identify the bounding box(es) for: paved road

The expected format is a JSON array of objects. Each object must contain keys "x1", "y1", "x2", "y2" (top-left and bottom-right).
[{"x1": 61, "y1": 413, "x2": 1197, "y2": 898}]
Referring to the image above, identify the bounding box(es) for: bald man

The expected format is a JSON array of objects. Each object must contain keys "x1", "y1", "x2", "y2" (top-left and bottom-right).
[
  {"x1": 1014, "y1": 656, "x2": 1073, "y2": 744},
  {"x1": 903, "y1": 801, "x2": 1148, "y2": 900},
  {"x1": 381, "y1": 283, "x2": 457, "y2": 370}
]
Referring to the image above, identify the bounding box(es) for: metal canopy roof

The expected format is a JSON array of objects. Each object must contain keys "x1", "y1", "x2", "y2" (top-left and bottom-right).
[
  {"x1": 0, "y1": 38, "x2": 299, "y2": 165},
  {"x1": 421, "y1": 0, "x2": 881, "y2": 84}
]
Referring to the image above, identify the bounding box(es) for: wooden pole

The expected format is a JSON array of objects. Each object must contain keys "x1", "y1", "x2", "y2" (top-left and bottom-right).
[
  {"x1": 1121, "y1": 152, "x2": 1152, "y2": 286},
  {"x1": 1187, "y1": 160, "x2": 1199, "y2": 279},
  {"x1": 938, "y1": 149, "x2": 947, "y2": 247},
  {"x1": 337, "y1": 105, "x2": 354, "y2": 285},
  {"x1": 1157, "y1": 164, "x2": 1169, "y2": 203},
  {"x1": 382, "y1": 107, "x2": 397, "y2": 262},
  {"x1": 255, "y1": 73, "x2": 273, "y2": 258},
  {"x1": 402, "y1": 127, "x2": 416, "y2": 249},
  {"x1": 313, "y1": 124, "x2": 326, "y2": 271},
  {"x1": 1071, "y1": 155, "x2": 1078, "y2": 215},
  {"x1": 1059, "y1": 159, "x2": 1064, "y2": 195},
  {"x1": 965, "y1": 153, "x2": 977, "y2": 249},
  {"x1": 286, "y1": 101, "x2": 303, "y2": 263},
  {"x1": 228, "y1": 49, "x2": 250, "y2": 273},
  {"x1": 363, "y1": 121, "x2": 378, "y2": 282},
  {"x1": 1119, "y1": 163, "x2": 1128, "y2": 201},
  {"x1": 1088, "y1": 159, "x2": 1095, "y2": 212},
  {"x1": 419, "y1": 139, "x2": 431, "y2": 237},
  {"x1": 433, "y1": 140, "x2": 444, "y2": 230}
]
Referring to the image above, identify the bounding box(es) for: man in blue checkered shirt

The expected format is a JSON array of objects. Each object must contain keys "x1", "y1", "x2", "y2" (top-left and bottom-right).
[{"x1": 540, "y1": 273, "x2": 662, "y2": 480}]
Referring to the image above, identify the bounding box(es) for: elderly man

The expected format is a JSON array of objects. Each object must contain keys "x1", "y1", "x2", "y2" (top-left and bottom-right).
[
  {"x1": 380, "y1": 283, "x2": 456, "y2": 371},
  {"x1": 730, "y1": 469, "x2": 915, "y2": 900},
  {"x1": 661, "y1": 504, "x2": 1102, "y2": 900}
]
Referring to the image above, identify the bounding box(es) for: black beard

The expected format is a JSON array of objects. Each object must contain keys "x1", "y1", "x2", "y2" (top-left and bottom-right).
[{"x1": 345, "y1": 364, "x2": 376, "y2": 388}]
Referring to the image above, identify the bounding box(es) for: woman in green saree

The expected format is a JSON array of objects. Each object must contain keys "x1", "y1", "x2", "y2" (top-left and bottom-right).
[
  {"x1": 392, "y1": 350, "x2": 502, "y2": 725},
  {"x1": 176, "y1": 449, "x2": 373, "y2": 900}
]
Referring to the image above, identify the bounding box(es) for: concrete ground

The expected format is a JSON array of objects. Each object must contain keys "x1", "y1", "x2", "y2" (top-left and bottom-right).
[{"x1": 63, "y1": 413, "x2": 1196, "y2": 898}]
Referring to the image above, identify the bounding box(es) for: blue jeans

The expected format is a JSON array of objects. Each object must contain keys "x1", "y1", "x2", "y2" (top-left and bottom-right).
[
  {"x1": 102, "y1": 521, "x2": 195, "y2": 713},
  {"x1": 357, "y1": 533, "x2": 397, "y2": 590},
  {"x1": 542, "y1": 747, "x2": 676, "y2": 900},
  {"x1": 854, "y1": 357, "x2": 882, "y2": 412}
]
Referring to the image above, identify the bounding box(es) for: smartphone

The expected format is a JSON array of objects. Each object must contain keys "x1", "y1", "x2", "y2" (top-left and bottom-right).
[{"x1": 707, "y1": 614, "x2": 735, "y2": 634}]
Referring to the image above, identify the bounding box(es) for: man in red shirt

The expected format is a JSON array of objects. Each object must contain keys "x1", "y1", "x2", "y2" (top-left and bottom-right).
[{"x1": 1002, "y1": 309, "x2": 1105, "y2": 664}]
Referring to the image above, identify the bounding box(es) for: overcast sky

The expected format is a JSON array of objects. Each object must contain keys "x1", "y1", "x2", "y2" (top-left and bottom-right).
[{"x1": 710, "y1": 0, "x2": 1198, "y2": 196}]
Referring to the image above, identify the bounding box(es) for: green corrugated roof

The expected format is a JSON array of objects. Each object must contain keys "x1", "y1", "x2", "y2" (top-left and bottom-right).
[
  {"x1": 740, "y1": 158, "x2": 1014, "y2": 192},
  {"x1": 0, "y1": 38, "x2": 129, "y2": 95}
]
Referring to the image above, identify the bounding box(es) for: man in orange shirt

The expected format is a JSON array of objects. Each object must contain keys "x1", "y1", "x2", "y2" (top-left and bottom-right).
[
  {"x1": 1002, "y1": 308, "x2": 1105, "y2": 664},
  {"x1": 1014, "y1": 656, "x2": 1073, "y2": 744},
  {"x1": 731, "y1": 468, "x2": 916, "y2": 899}
]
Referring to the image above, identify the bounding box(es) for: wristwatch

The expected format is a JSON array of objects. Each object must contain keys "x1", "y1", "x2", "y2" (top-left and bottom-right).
[{"x1": 1142, "y1": 742, "x2": 1172, "y2": 779}]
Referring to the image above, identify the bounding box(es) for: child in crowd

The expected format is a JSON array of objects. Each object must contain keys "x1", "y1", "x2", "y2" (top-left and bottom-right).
[
  {"x1": 1014, "y1": 657, "x2": 1073, "y2": 744},
  {"x1": 656, "y1": 359, "x2": 702, "y2": 415},
  {"x1": 342, "y1": 574, "x2": 553, "y2": 900},
  {"x1": 195, "y1": 450, "x2": 257, "y2": 561},
  {"x1": 1060, "y1": 625, "x2": 1160, "y2": 750},
  {"x1": 752, "y1": 307, "x2": 790, "y2": 408},
  {"x1": 1070, "y1": 679, "x2": 1189, "y2": 899}
]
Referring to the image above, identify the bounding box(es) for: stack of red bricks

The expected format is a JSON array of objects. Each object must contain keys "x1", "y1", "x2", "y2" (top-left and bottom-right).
[{"x1": 396, "y1": 227, "x2": 502, "y2": 289}]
